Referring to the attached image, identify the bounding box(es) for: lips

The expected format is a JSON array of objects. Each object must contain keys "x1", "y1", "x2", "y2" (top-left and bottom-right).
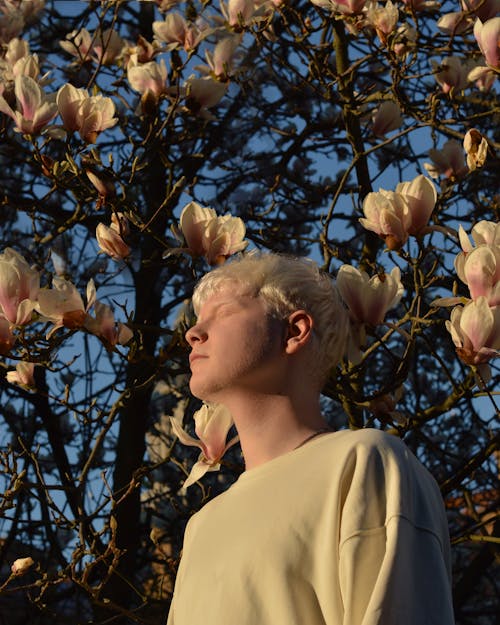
[{"x1": 189, "y1": 353, "x2": 207, "y2": 365}]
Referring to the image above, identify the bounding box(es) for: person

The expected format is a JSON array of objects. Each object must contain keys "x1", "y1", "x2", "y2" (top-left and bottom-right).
[{"x1": 167, "y1": 252, "x2": 455, "y2": 625}]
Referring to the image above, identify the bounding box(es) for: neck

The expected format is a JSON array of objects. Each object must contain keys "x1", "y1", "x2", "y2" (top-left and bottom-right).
[{"x1": 217, "y1": 389, "x2": 330, "y2": 470}]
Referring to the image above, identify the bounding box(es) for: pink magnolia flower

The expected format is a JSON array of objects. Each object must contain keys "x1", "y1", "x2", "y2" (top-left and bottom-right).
[
  {"x1": 393, "y1": 23, "x2": 417, "y2": 56},
  {"x1": 359, "y1": 188, "x2": 411, "y2": 249},
  {"x1": 10, "y1": 53, "x2": 42, "y2": 82},
  {"x1": 468, "y1": 64, "x2": 497, "y2": 91},
  {"x1": 204, "y1": 36, "x2": 241, "y2": 79},
  {"x1": 170, "y1": 403, "x2": 239, "y2": 489},
  {"x1": 56, "y1": 83, "x2": 87, "y2": 131},
  {"x1": 18, "y1": 0, "x2": 45, "y2": 25},
  {"x1": 463, "y1": 128, "x2": 488, "y2": 170},
  {"x1": 461, "y1": 0, "x2": 500, "y2": 21},
  {"x1": 473, "y1": 17, "x2": 500, "y2": 68},
  {"x1": 92, "y1": 29, "x2": 125, "y2": 65},
  {"x1": 0, "y1": 3, "x2": 24, "y2": 44},
  {"x1": 0, "y1": 248, "x2": 39, "y2": 325},
  {"x1": 60, "y1": 28, "x2": 93, "y2": 61},
  {"x1": 371, "y1": 100, "x2": 402, "y2": 137},
  {"x1": 123, "y1": 35, "x2": 160, "y2": 65},
  {"x1": 177, "y1": 201, "x2": 247, "y2": 265},
  {"x1": 185, "y1": 75, "x2": 228, "y2": 118},
  {"x1": 4, "y1": 37, "x2": 30, "y2": 65},
  {"x1": 433, "y1": 56, "x2": 471, "y2": 94},
  {"x1": 96, "y1": 213, "x2": 131, "y2": 261},
  {"x1": 337, "y1": 264, "x2": 404, "y2": 326},
  {"x1": 86, "y1": 169, "x2": 116, "y2": 198},
  {"x1": 437, "y1": 12, "x2": 472, "y2": 35},
  {"x1": 459, "y1": 221, "x2": 500, "y2": 249},
  {"x1": 396, "y1": 174, "x2": 437, "y2": 235},
  {"x1": 36, "y1": 277, "x2": 96, "y2": 338},
  {"x1": 85, "y1": 300, "x2": 133, "y2": 348},
  {"x1": 446, "y1": 297, "x2": 500, "y2": 365},
  {"x1": 56, "y1": 83, "x2": 117, "y2": 143},
  {"x1": 153, "y1": 13, "x2": 203, "y2": 51},
  {"x1": 455, "y1": 245, "x2": 500, "y2": 306},
  {"x1": 6, "y1": 361, "x2": 36, "y2": 388},
  {"x1": 0, "y1": 75, "x2": 57, "y2": 134},
  {"x1": 11, "y1": 557, "x2": 34, "y2": 576},
  {"x1": 127, "y1": 58, "x2": 168, "y2": 97},
  {"x1": 424, "y1": 140, "x2": 468, "y2": 179},
  {"x1": 222, "y1": 0, "x2": 259, "y2": 27},
  {"x1": 364, "y1": 0, "x2": 399, "y2": 43},
  {"x1": 0, "y1": 314, "x2": 15, "y2": 354},
  {"x1": 310, "y1": 0, "x2": 367, "y2": 14},
  {"x1": 77, "y1": 94, "x2": 118, "y2": 143}
]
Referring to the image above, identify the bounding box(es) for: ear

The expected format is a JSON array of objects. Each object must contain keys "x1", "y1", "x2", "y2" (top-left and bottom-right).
[{"x1": 284, "y1": 310, "x2": 314, "y2": 355}]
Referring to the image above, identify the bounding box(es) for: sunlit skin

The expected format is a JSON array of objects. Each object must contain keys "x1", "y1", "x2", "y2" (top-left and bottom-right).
[{"x1": 185, "y1": 286, "x2": 332, "y2": 469}]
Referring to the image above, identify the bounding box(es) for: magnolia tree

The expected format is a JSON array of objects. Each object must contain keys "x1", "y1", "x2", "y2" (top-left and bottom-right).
[{"x1": 0, "y1": 0, "x2": 498, "y2": 622}]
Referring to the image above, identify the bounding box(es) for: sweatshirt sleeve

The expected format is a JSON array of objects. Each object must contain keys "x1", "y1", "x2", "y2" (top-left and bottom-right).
[{"x1": 336, "y1": 431, "x2": 454, "y2": 625}]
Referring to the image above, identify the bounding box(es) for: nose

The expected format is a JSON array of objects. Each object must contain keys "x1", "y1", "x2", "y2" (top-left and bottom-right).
[{"x1": 185, "y1": 323, "x2": 208, "y2": 346}]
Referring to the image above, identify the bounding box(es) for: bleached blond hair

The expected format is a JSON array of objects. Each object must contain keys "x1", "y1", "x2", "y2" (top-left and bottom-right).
[{"x1": 192, "y1": 252, "x2": 348, "y2": 386}]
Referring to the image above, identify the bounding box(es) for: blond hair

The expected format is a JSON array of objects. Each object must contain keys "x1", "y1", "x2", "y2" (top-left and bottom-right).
[{"x1": 192, "y1": 252, "x2": 348, "y2": 385}]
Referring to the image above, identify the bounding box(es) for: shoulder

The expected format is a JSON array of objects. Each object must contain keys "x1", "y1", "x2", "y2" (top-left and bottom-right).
[{"x1": 317, "y1": 427, "x2": 411, "y2": 465}]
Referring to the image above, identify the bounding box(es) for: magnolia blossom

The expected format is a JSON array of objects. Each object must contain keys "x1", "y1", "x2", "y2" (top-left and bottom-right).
[
  {"x1": 170, "y1": 403, "x2": 239, "y2": 489},
  {"x1": 153, "y1": 13, "x2": 203, "y2": 51},
  {"x1": 36, "y1": 277, "x2": 96, "y2": 338},
  {"x1": 96, "y1": 213, "x2": 131, "y2": 261},
  {"x1": 360, "y1": 175, "x2": 437, "y2": 247},
  {"x1": 0, "y1": 3, "x2": 24, "y2": 44},
  {"x1": 0, "y1": 314, "x2": 15, "y2": 354},
  {"x1": 177, "y1": 201, "x2": 247, "y2": 265},
  {"x1": 11, "y1": 557, "x2": 34, "y2": 576},
  {"x1": 424, "y1": 140, "x2": 468, "y2": 180},
  {"x1": 0, "y1": 247, "x2": 39, "y2": 325},
  {"x1": 395, "y1": 174, "x2": 437, "y2": 235},
  {"x1": 222, "y1": 0, "x2": 259, "y2": 27},
  {"x1": 122, "y1": 35, "x2": 159, "y2": 65},
  {"x1": 0, "y1": 42, "x2": 40, "y2": 86},
  {"x1": 463, "y1": 128, "x2": 488, "y2": 170},
  {"x1": 86, "y1": 169, "x2": 116, "y2": 198},
  {"x1": 455, "y1": 245, "x2": 500, "y2": 306},
  {"x1": 393, "y1": 23, "x2": 417, "y2": 56},
  {"x1": 85, "y1": 301, "x2": 133, "y2": 348},
  {"x1": 473, "y1": 17, "x2": 500, "y2": 69},
  {"x1": 360, "y1": 188, "x2": 411, "y2": 249},
  {"x1": 0, "y1": 75, "x2": 57, "y2": 134},
  {"x1": 310, "y1": 0, "x2": 367, "y2": 14},
  {"x1": 461, "y1": 0, "x2": 500, "y2": 21},
  {"x1": 6, "y1": 361, "x2": 36, "y2": 388},
  {"x1": 127, "y1": 58, "x2": 168, "y2": 98},
  {"x1": 437, "y1": 12, "x2": 472, "y2": 35},
  {"x1": 364, "y1": 0, "x2": 399, "y2": 43},
  {"x1": 92, "y1": 29, "x2": 125, "y2": 65},
  {"x1": 4, "y1": 37, "x2": 30, "y2": 65},
  {"x1": 19, "y1": 0, "x2": 45, "y2": 25},
  {"x1": 433, "y1": 56, "x2": 471, "y2": 94},
  {"x1": 468, "y1": 64, "x2": 497, "y2": 91},
  {"x1": 204, "y1": 36, "x2": 241, "y2": 79},
  {"x1": 337, "y1": 265, "x2": 404, "y2": 326},
  {"x1": 458, "y1": 221, "x2": 500, "y2": 250},
  {"x1": 60, "y1": 28, "x2": 93, "y2": 61},
  {"x1": 61, "y1": 27, "x2": 125, "y2": 65},
  {"x1": 185, "y1": 75, "x2": 228, "y2": 118},
  {"x1": 371, "y1": 100, "x2": 402, "y2": 137},
  {"x1": 446, "y1": 297, "x2": 500, "y2": 365},
  {"x1": 56, "y1": 83, "x2": 117, "y2": 143}
]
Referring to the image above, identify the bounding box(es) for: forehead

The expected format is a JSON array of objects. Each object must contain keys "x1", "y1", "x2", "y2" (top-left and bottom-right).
[{"x1": 196, "y1": 285, "x2": 261, "y2": 318}]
